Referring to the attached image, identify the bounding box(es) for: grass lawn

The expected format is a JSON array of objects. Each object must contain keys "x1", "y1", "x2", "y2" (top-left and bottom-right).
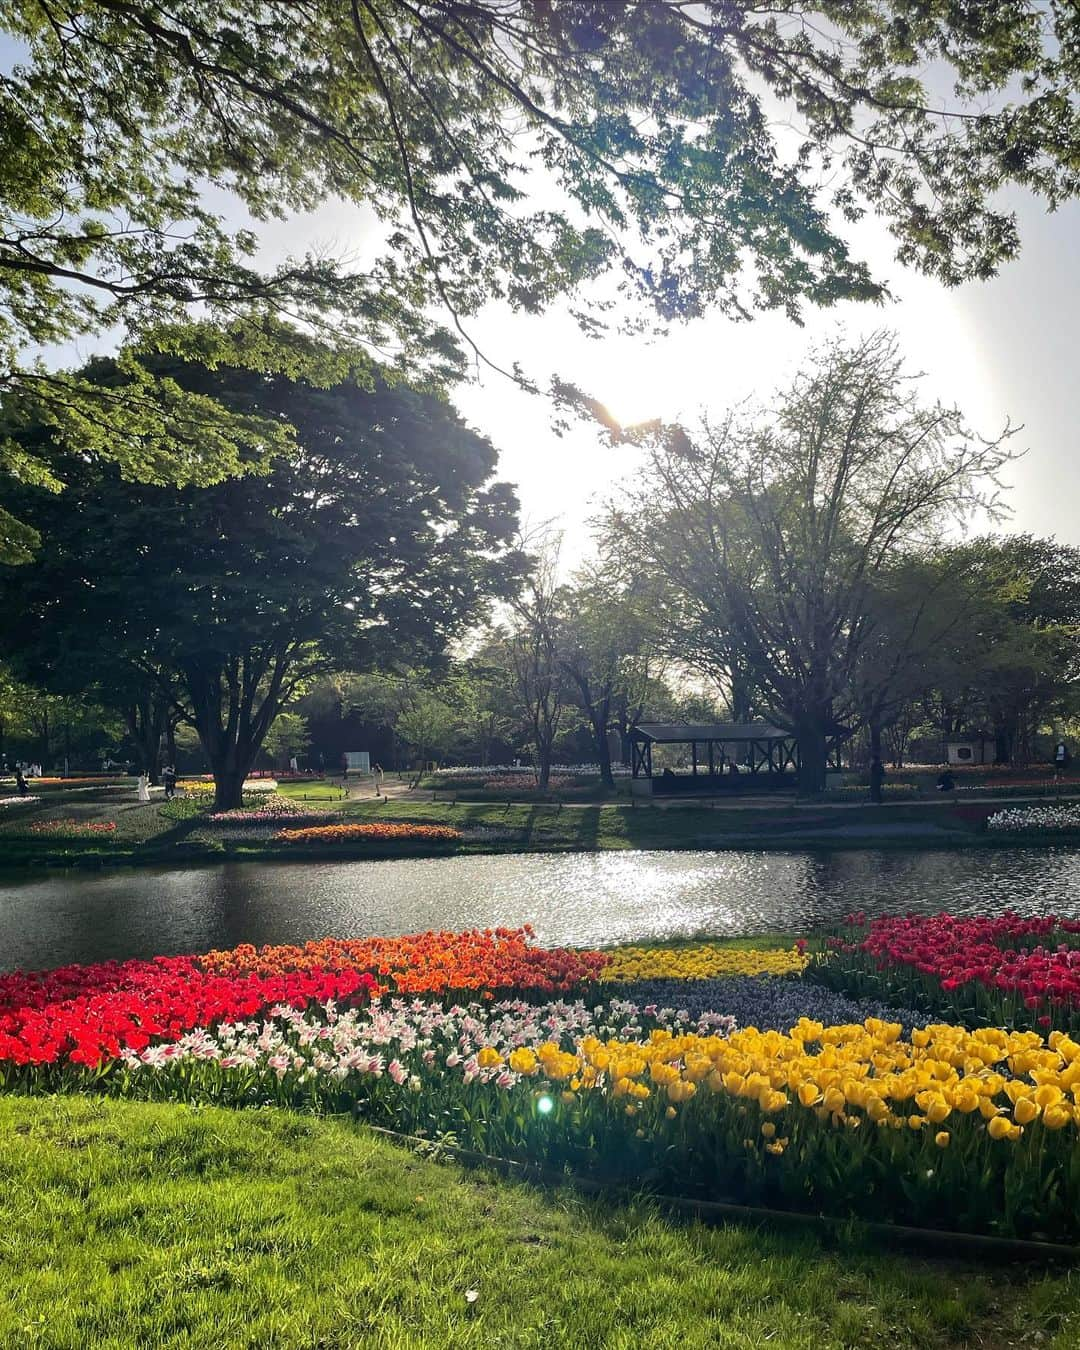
[
  {"x1": 274, "y1": 779, "x2": 349, "y2": 801},
  {"x1": 3, "y1": 787, "x2": 1080, "y2": 869},
  {"x1": 2, "y1": 1095, "x2": 1076, "y2": 1350}
]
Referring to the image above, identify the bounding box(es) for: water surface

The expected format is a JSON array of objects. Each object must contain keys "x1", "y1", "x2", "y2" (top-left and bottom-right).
[{"x1": 2, "y1": 846, "x2": 1079, "y2": 972}]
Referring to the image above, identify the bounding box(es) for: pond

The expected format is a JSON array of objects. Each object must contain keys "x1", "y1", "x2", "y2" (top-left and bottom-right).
[{"x1": 2, "y1": 846, "x2": 1080, "y2": 972}]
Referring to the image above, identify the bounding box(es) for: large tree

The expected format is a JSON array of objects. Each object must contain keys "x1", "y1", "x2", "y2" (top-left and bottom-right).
[
  {"x1": 0, "y1": 355, "x2": 523, "y2": 807},
  {"x1": 5, "y1": 1, "x2": 1080, "y2": 555},
  {"x1": 605, "y1": 330, "x2": 1017, "y2": 793}
]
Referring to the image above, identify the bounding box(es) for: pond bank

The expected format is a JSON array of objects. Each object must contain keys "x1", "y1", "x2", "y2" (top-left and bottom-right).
[{"x1": 2, "y1": 796, "x2": 1080, "y2": 871}]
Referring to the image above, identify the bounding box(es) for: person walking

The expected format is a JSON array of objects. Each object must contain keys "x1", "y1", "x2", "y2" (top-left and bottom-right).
[
  {"x1": 162, "y1": 764, "x2": 177, "y2": 801},
  {"x1": 373, "y1": 761, "x2": 384, "y2": 798},
  {"x1": 136, "y1": 772, "x2": 151, "y2": 803},
  {"x1": 869, "y1": 756, "x2": 886, "y2": 804},
  {"x1": 14, "y1": 766, "x2": 29, "y2": 797}
]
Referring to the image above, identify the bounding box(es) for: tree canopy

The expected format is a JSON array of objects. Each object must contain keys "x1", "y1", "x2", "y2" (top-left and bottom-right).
[
  {"x1": 5, "y1": 0, "x2": 1080, "y2": 556},
  {"x1": 604, "y1": 330, "x2": 1019, "y2": 791}
]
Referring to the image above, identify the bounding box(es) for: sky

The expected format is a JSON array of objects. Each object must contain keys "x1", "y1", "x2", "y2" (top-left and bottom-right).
[{"x1": 245, "y1": 174, "x2": 1080, "y2": 570}]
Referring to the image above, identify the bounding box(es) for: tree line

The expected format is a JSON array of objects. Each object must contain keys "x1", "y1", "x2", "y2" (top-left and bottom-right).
[{"x1": 3, "y1": 331, "x2": 1078, "y2": 800}]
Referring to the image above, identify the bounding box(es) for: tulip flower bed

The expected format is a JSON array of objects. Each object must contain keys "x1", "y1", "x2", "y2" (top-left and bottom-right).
[
  {"x1": 811, "y1": 912, "x2": 1080, "y2": 1032},
  {"x1": 599, "y1": 943, "x2": 809, "y2": 983},
  {"x1": 0, "y1": 930, "x2": 607, "y2": 1072},
  {"x1": 986, "y1": 804, "x2": 1080, "y2": 833},
  {"x1": 273, "y1": 822, "x2": 462, "y2": 845},
  {"x1": 10, "y1": 924, "x2": 1080, "y2": 1240},
  {"x1": 21, "y1": 819, "x2": 117, "y2": 839}
]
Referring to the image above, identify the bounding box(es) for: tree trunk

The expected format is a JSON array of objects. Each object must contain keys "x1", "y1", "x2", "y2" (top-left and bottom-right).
[
  {"x1": 795, "y1": 714, "x2": 829, "y2": 796},
  {"x1": 593, "y1": 711, "x2": 615, "y2": 790},
  {"x1": 212, "y1": 760, "x2": 254, "y2": 812},
  {"x1": 165, "y1": 719, "x2": 177, "y2": 769}
]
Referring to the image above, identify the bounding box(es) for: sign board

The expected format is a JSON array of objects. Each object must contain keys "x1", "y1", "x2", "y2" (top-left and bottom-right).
[{"x1": 344, "y1": 751, "x2": 371, "y2": 773}]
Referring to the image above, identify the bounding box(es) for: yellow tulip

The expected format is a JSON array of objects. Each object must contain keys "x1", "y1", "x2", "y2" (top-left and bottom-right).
[
  {"x1": 934, "y1": 1131, "x2": 950, "y2": 1148},
  {"x1": 1043, "y1": 1105, "x2": 1072, "y2": 1131},
  {"x1": 1013, "y1": 1097, "x2": 1040, "y2": 1126}
]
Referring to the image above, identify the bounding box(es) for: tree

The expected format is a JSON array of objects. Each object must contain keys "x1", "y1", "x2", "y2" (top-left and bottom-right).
[
  {"x1": 262, "y1": 712, "x2": 312, "y2": 770},
  {"x1": 558, "y1": 569, "x2": 658, "y2": 789},
  {"x1": 395, "y1": 691, "x2": 461, "y2": 768},
  {"x1": 506, "y1": 539, "x2": 566, "y2": 792},
  {"x1": 606, "y1": 330, "x2": 1018, "y2": 793},
  {"x1": 6, "y1": 1, "x2": 1080, "y2": 553},
  {"x1": 0, "y1": 354, "x2": 523, "y2": 808},
  {"x1": 919, "y1": 536, "x2": 1080, "y2": 764}
]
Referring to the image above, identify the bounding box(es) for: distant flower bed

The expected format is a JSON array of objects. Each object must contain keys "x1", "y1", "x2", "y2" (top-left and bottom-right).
[
  {"x1": 24, "y1": 819, "x2": 117, "y2": 839},
  {"x1": 829, "y1": 783, "x2": 919, "y2": 797},
  {"x1": 986, "y1": 805, "x2": 1080, "y2": 833},
  {"x1": 431, "y1": 763, "x2": 629, "y2": 779},
  {"x1": 600, "y1": 944, "x2": 809, "y2": 983},
  {"x1": 177, "y1": 778, "x2": 278, "y2": 795},
  {"x1": 958, "y1": 780, "x2": 1078, "y2": 796},
  {"x1": 24, "y1": 777, "x2": 126, "y2": 788},
  {"x1": 273, "y1": 821, "x2": 462, "y2": 845},
  {"x1": 206, "y1": 794, "x2": 316, "y2": 825},
  {"x1": 0, "y1": 796, "x2": 39, "y2": 808}
]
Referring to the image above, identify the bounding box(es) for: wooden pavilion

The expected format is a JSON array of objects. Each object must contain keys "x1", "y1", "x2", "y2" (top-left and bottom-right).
[{"x1": 629, "y1": 722, "x2": 799, "y2": 795}]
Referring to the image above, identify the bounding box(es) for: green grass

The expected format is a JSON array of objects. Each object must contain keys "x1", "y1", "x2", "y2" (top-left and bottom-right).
[
  {"x1": 2, "y1": 1095, "x2": 1076, "y2": 1350},
  {"x1": 275, "y1": 778, "x2": 349, "y2": 801}
]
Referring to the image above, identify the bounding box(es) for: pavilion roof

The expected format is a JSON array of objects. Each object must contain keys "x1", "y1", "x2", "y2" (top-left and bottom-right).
[{"x1": 631, "y1": 722, "x2": 791, "y2": 743}]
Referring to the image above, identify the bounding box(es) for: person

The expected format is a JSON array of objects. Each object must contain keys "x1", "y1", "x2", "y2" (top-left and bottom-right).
[
  {"x1": 869, "y1": 756, "x2": 886, "y2": 804},
  {"x1": 1054, "y1": 740, "x2": 1071, "y2": 779},
  {"x1": 137, "y1": 773, "x2": 151, "y2": 803},
  {"x1": 936, "y1": 769, "x2": 956, "y2": 793},
  {"x1": 162, "y1": 764, "x2": 177, "y2": 800},
  {"x1": 14, "y1": 766, "x2": 29, "y2": 797},
  {"x1": 373, "y1": 761, "x2": 384, "y2": 797},
  {"x1": 341, "y1": 754, "x2": 349, "y2": 782}
]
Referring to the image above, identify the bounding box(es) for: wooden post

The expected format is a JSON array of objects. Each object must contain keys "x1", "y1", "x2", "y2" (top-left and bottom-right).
[{"x1": 707, "y1": 741, "x2": 714, "y2": 777}]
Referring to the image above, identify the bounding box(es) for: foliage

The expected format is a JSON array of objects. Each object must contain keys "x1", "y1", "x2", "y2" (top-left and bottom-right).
[
  {"x1": 394, "y1": 691, "x2": 461, "y2": 766},
  {"x1": 260, "y1": 712, "x2": 311, "y2": 768},
  {"x1": 0, "y1": 355, "x2": 524, "y2": 808}
]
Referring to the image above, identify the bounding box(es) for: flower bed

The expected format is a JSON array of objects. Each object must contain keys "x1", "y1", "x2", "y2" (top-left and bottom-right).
[
  {"x1": 0, "y1": 930, "x2": 606, "y2": 1071},
  {"x1": 600, "y1": 944, "x2": 808, "y2": 982},
  {"x1": 431, "y1": 763, "x2": 629, "y2": 779},
  {"x1": 609, "y1": 975, "x2": 930, "y2": 1034},
  {"x1": 199, "y1": 929, "x2": 607, "y2": 993},
  {"x1": 177, "y1": 778, "x2": 278, "y2": 795},
  {"x1": 8, "y1": 925, "x2": 1080, "y2": 1239},
  {"x1": 23, "y1": 776, "x2": 127, "y2": 788},
  {"x1": 21, "y1": 991, "x2": 1080, "y2": 1239},
  {"x1": 987, "y1": 805, "x2": 1080, "y2": 833},
  {"x1": 828, "y1": 783, "x2": 919, "y2": 797},
  {"x1": 0, "y1": 795, "x2": 39, "y2": 808},
  {"x1": 20, "y1": 819, "x2": 117, "y2": 839},
  {"x1": 273, "y1": 822, "x2": 462, "y2": 845},
  {"x1": 811, "y1": 912, "x2": 1080, "y2": 1031}
]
